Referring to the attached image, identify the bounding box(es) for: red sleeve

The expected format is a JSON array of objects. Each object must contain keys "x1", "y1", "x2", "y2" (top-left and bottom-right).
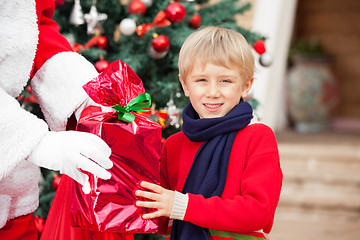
[
  {"x1": 183, "y1": 125, "x2": 283, "y2": 234},
  {"x1": 31, "y1": 0, "x2": 73, "y2": 77}
]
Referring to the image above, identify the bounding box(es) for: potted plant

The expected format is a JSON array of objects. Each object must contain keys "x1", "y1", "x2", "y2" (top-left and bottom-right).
[{"x1": 287, "y1": 39, "x2": 339, "y2": 133}]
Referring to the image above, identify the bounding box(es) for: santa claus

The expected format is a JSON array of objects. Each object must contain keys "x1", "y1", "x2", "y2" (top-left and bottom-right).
[{"x1": 0, "y1": 0, "x2": 114, "y2": 238}]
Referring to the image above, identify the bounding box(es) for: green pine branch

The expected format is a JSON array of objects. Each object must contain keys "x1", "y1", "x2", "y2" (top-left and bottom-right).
[{"x1": 54, "y1": 0, "x2": 261, "y2": 109}]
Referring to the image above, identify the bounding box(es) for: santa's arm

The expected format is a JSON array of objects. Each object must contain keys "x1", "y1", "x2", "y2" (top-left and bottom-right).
[
  {"x1": 0, "y1": 88, "x2": 49, "y2": 181},
  {"x1": 31, "y1": 0, "x2": 99, "y2": 131}
]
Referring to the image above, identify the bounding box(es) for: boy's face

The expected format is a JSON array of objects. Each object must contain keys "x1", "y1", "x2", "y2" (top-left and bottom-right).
[{"x1": 180, "y1": 62, "x2": 253, "y2": 119}]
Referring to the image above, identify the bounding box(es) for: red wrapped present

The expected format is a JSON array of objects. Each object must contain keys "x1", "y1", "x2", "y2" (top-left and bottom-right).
[{"x1": 70, "y1": 61, "x2": 162, "y2": 233}]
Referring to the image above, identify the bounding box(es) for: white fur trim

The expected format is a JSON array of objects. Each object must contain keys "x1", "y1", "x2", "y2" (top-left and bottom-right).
[
  {"x1": 0, "y1": 161, "x2": 40, "y2": 229},
  {"x1": 31, "y1": 52, "x2": 99, "y2": 131},
  {"x1": 0, "y1": 0, "x2": 38, "y2": 97},
  {"x1": 0, "y1": 194, "x2": 11, "y2": 228},
  {"x1": 0, "y1": 88, "x2": 48, "y2": 181}
]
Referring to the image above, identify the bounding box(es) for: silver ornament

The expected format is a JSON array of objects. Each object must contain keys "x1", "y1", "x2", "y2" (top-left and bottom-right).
[
  {"x1": 149, "y1": 46, "x2": 168, "y2": 59},
  {"x1": 84, "y1": 0, "x2": 108, "y2": 35},
  {"x1": 119, "y1": 18, "x2": 137, "y2": 36},
  {"x1": 165, "y1": 95, "x2": 181, "y2": 128},
  {"x1": 69, "y1": 0, "x2": 85, "y2": 26},
  {"x1": 259, "y1": 52, "x2": 273, "y2": 67},
  {"x1": 64, "y1": 33, "x2": 76, "y2": 47},
  {"x1": 140, "y1": 0, "x2": 153, "y2": 7}
]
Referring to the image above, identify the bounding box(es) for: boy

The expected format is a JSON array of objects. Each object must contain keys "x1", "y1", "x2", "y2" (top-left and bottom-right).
[{"x1": 135, "y1": 26, "x2": 283, "y2": 240}]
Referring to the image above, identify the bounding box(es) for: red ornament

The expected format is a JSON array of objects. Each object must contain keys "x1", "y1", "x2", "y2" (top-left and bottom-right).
[
  {"x1": 96, "y1": 36, "x2": 108, "y2": 49},
  {"x1": 73, "y1": 43, "x2": 84, "y2": 53},
  {"x1": 165, "y1": 3, "x2": 186, "y2": 23},
  {"x1": 253, "y1": 40, "x2": 266, "y2": 55},
  {"x1": 128, "y1": 0, "x2": 146, "y2": 15},
  {"x1": 55, "y1": 0, "x2": 65, "y2": 7},
  {"x1": 23, "y1": 95, "x2": 37, "y2": 104},
  {"x1": 22, "y1": 86, "x2": 37, "y2": 104},
  {"x1": 95, "y1": 59, "x2": 110, "y2": 73},
  {"x1": 188, "y1": 13, "x2": 201, "y2": 29},
  {"x1": 26, "y1": 86, "x2": 32, "y2": 94},
  {"x1": 34, "y1": 216, "x2": 45, "y2": 233},
  {"x1": 152, "y1": 35, "x2": 170, "y2": 52},
  {"x1": 52, "y1": 174, "x2": 62, "y2": 190}
]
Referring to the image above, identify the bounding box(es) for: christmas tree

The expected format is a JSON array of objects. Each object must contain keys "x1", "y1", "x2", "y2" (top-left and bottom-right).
[
  {"x1": 53, "y1": 0, "x2": 264, "y2": 112},
  {"x1": 30, "y1": 0, "x2": 269, "y2": 237}
]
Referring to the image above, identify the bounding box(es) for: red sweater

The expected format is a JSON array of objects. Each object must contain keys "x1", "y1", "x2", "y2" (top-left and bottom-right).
[{"x1": 160, "y1": 123, "x2": 283, "y2": 239}]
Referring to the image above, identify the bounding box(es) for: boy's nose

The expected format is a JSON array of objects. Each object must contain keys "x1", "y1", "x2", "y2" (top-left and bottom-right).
[{"x1": 206, "y1": 83, "x2": 220, "y2": 98}]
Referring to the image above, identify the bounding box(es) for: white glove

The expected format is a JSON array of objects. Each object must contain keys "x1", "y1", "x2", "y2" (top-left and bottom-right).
[{"x1": 28, "y1": 131, "x2": 113, "y2": 194}]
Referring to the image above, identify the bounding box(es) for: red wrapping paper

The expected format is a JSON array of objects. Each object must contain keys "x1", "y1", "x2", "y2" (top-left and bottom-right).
[{"x1": 70, "y1": 61, "x2": 162, "y2": 233}]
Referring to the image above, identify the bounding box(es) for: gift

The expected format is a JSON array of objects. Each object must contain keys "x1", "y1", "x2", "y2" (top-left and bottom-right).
[{"x1": 70, "y1": 60, "x2": 162, "y2": 233}]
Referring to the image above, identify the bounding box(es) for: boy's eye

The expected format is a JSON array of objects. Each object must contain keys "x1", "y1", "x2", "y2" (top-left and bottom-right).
[
  {"x1": 221, "y1": 79, "x2": 232, "y2": 83},
  {"x1": 196, "y1": 78, "x2": 207, "y2": 82}
]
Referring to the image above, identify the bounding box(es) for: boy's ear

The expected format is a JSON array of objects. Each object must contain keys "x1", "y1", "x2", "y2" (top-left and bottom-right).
[
  {"x1": 241, "y1": 77, "x2": 254, "y2": 98},
  {"x1": 179, "y1": 74, "x2": 190, "y2": 97}
]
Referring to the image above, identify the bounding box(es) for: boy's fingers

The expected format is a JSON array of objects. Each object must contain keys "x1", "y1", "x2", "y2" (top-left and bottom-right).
[
  {"x1": 136, "y1": 200, "x2": 158, "y2": 209},
  {"x1": 142, "y1": 211, "x2": 161, "y2": 220},
  {"x1": 140, "y1": 181, "x2": 163, "y2": 193},
  {"x1": 135, "y1": 190, "x2": 158, "y2": 201}
]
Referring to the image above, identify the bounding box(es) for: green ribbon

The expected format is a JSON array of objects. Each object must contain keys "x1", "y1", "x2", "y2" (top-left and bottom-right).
[{"x1": 111, "y1": 93, "x2": 151, "y2": 123}]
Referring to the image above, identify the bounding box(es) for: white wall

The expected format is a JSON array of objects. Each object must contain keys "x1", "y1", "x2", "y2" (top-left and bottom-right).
[{"x1": 250, "y1": 0, "x2": 298, "y2": 132}]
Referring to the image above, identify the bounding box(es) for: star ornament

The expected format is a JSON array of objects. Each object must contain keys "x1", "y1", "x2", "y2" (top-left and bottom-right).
[{"x1": 84, "y1": 5, "x2": 108, "y2": 35}]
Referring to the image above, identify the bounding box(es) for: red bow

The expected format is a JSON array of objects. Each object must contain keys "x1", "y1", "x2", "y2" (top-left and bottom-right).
[
  {"x1": 136, "y1": 11, "x2": 171, "y2": 37},
  {"x1": 73, "y1": 35, "x2": 102, "y2": 53}
]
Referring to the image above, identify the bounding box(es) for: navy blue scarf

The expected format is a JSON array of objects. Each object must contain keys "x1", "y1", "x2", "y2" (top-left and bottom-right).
[{"x1": 170, "y1": 99, "x2": 253, "y2": 240}]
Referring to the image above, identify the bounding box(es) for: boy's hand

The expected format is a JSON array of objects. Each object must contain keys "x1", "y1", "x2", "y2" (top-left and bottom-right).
[{"x1": 135, "y1": 181, "x2": 175, "y2": 219}]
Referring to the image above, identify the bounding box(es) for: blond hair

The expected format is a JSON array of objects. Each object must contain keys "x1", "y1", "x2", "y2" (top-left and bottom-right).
[{"x1": 178, "y1": 26, "x2": 254, "y2": 82}]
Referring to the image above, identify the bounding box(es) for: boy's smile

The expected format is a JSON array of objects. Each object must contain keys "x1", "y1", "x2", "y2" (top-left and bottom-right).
[{"x1": 180, "y1": 62, "x2": 253, "y2": 119}]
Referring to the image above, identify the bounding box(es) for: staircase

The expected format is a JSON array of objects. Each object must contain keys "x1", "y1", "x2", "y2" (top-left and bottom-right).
[{"x1": 268, "y1": 131, "x2": 360, "y2": 240}]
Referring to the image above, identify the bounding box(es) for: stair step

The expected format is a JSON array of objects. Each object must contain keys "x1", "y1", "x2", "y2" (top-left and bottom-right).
[
  {"x1": 279, "y1": 143, "x2": 360, "y2": 184},
  {"x1": 275, "y1": 132, "x2": 360, "y2": 212},
  {"x1": 279, "y1": 181, "x2": 360, "y2": 211},
  {"x1": 278, "y1": 143, "x2": 360, "y2": 163},
  {"x1": 269, "y1": 206, "x2": 360, "y2": 240},
  {"x1": 280, "y1": 157, "x2": 360, "y2": 184},
  {"x1": 270, "y1": 131, "x2": 360, "y2": 240}
]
